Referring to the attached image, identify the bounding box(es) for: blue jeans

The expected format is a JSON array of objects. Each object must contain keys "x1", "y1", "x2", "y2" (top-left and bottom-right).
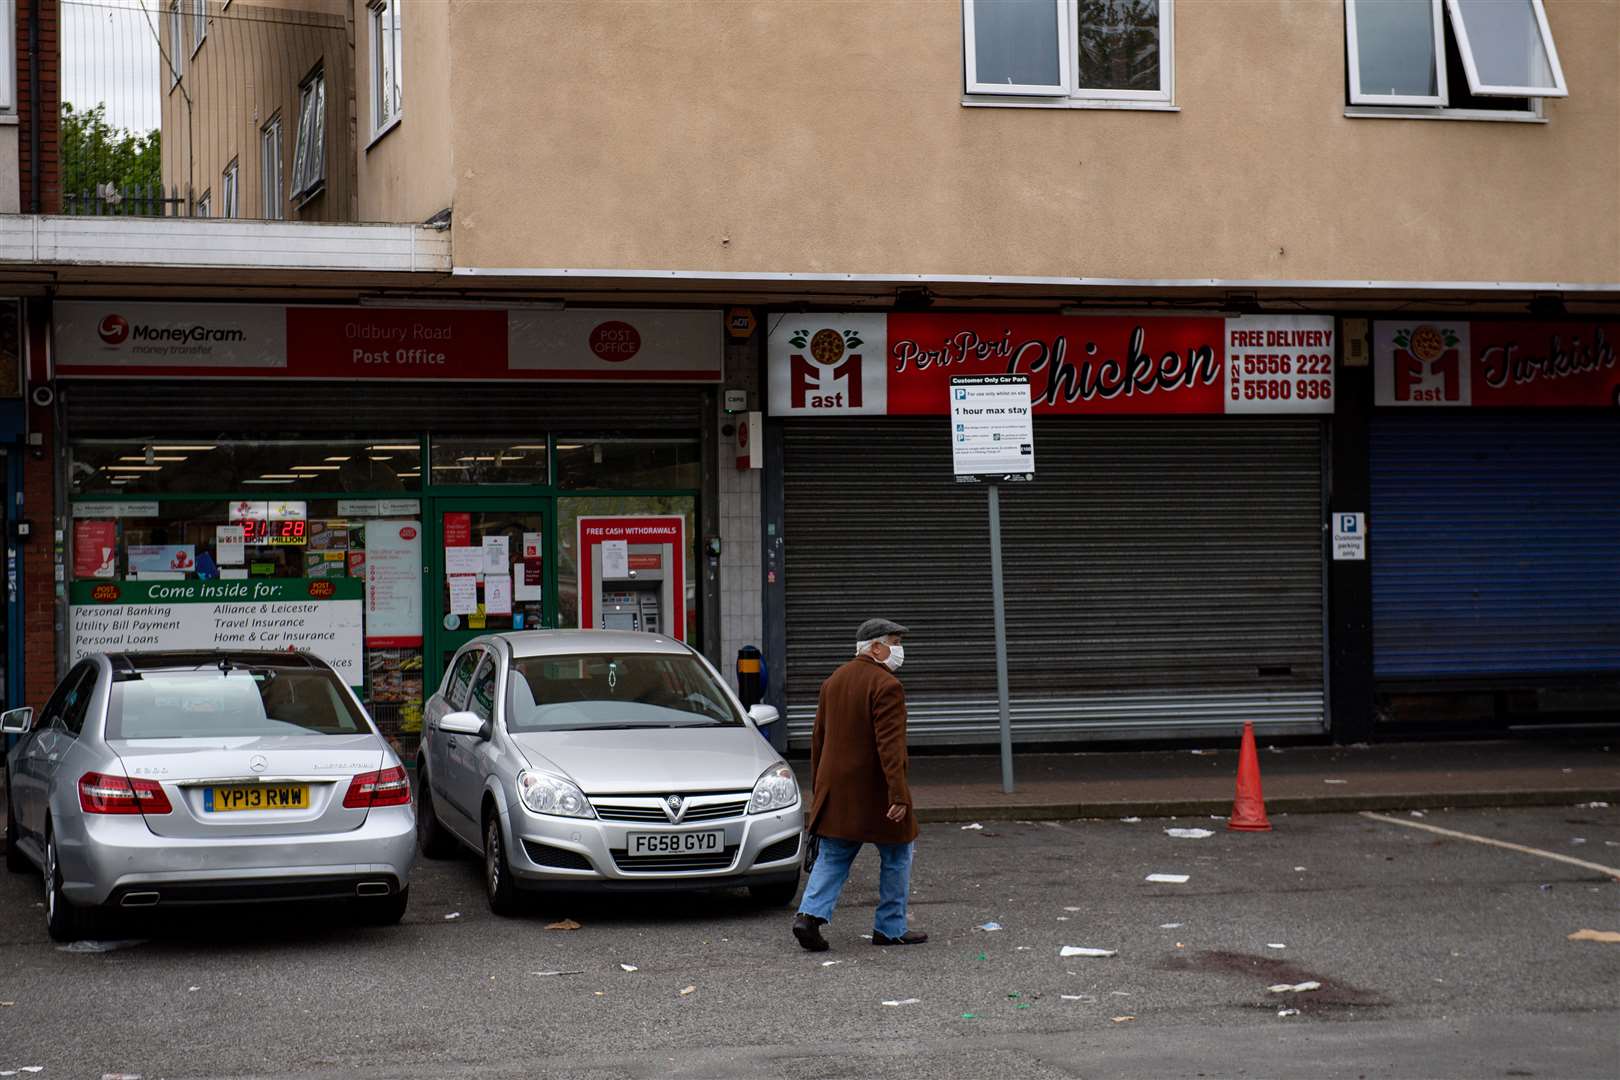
[{"x1": 798, "y1": 837, "x2": 914, "y2": 938}]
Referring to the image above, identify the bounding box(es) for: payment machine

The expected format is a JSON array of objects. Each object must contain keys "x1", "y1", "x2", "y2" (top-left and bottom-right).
[{"x1": 577, "y1": 515, "x2": 686, "y2": 642}]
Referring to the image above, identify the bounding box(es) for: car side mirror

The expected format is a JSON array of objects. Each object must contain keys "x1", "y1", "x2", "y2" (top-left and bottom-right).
[
  {"x1": 747, "y1": 703, "x2": 780, "y2": 729},
  {"x1": 0, "y1": 707, "x2": 33, "y2": 734},
  {"x1": 440, "y1": 711, "x2": 490, "y2": 740}
]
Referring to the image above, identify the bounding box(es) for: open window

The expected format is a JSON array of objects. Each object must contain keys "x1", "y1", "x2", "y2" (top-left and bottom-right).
[
  {"x1": 290, "y1": 68, "x2": 327, "y2": 202},
  {"x1": 1346, "y1": 0, "x2": 1565, "y2": 115}
]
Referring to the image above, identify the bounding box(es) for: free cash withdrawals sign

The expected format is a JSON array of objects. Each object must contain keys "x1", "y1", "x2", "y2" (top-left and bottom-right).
[
  {"x1": 949, "y1": 375, "x2": 1035, "y2": 481},
  {"x1": 70, "y1": 579, "x2": 364, "y2": 688}
]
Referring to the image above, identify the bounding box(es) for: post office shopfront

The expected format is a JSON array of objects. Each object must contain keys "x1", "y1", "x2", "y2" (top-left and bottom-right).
[
  {"x1": 54, "y1": 301, "x2": 722, "y2": 758},
  {"x1": 765, "y1": 312, "x2": 1340, "y2": 749}
]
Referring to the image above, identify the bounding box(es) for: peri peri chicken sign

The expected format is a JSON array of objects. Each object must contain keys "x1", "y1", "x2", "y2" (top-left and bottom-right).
[{"x1": 767, "y1": 314, "x2": 1335, "y2": 416}]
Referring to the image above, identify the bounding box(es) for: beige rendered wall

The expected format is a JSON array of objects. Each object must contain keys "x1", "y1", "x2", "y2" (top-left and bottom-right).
[
  {"x1": 354, "y1": 0, "x2": 453, "y2": 223},
  {"x1": 447, "y1": 0, "x2": 1620, "y2": 283}
]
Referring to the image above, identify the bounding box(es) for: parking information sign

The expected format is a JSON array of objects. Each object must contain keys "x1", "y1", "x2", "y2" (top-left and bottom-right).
[{"x1": 949, "y1": 375, "x2": 1036, "y2": 482}]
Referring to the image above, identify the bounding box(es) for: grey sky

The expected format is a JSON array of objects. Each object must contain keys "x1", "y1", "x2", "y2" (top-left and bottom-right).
[{"x1": 61, "y1": 0, "x2": 162, "y2": 133}]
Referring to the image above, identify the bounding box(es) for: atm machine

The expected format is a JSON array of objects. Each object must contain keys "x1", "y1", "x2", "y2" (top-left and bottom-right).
[{"x1": 588, "y1": 542, "x2": 674, "y2": 637}]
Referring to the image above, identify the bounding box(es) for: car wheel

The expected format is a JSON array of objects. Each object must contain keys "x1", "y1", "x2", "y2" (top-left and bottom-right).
[
  {"x1": 749, "y1": 876, "x2": 801, "y2": 908},
  {"x1": 415, "y1": 770, "x2": 459, "y2": 860},
  {"x1": 43, "y1": 824, "x2": 96, "y2": 943},
  {"x1": 483, "y1": 812, "x2": 523, "y2": 917},
  {"x1": 5, "y1": 780, "x2": 28, "y2": 874},
  {"x1": 358, "y1": 885, "x2": 410, "y2": 927}
]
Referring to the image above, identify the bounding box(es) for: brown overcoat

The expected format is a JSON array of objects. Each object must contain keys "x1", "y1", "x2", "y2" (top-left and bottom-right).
[{"x1": 807, "y1": 655, "x2": 918, "y2": 845}]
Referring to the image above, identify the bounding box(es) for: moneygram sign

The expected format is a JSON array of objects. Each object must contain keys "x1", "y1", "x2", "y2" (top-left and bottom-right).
[{"x1": 59, "y1": 302, "x2": 287, "y2": 369}]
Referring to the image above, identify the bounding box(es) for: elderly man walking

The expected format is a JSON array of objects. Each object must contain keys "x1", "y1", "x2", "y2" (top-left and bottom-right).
[{"x1": 791, "y1": 618, "x2": 927, "y2": 951}]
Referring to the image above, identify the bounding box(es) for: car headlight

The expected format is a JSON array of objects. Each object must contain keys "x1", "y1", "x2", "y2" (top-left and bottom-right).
[
  {"x1": 516, "y1": 770, "x2": 595, "y2": 819},
  {"x1": 749, "y1": 763, "x2": 799, "y2": 815}
]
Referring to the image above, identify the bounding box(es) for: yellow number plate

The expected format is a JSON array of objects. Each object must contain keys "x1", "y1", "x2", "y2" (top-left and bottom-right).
[{"x1": 206, "y1": 784, "x2": 309, "y2": 813}]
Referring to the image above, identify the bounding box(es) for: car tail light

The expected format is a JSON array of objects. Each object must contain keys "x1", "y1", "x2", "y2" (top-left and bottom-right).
[
  {"x1": 343, "y1": 766, "x2": 410, "y2": 809},
  {"x1": 79, "y1": 771, "x2": 173, "y2": 815}
]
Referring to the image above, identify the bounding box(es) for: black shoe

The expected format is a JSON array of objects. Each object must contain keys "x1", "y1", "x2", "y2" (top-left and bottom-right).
[
  {"x1": 792, "y1": 913, "x2": 830, "y2": 952},
  {"x1": 872, "y1": 929, "x2": 928, "y2": 946}
]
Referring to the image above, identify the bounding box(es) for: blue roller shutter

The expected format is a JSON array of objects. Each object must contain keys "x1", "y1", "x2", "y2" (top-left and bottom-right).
[{"x1": 1370, "y1": 413, "x2": 1620, "y2": 680}]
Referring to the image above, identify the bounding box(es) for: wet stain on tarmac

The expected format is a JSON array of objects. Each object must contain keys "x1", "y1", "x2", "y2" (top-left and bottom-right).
[{"x1": 1157, "y1": 949, "x2": 1390, "y2": 1011}]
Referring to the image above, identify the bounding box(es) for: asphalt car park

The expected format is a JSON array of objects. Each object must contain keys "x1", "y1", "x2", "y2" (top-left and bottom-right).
[{"x1": 2, "y1": 804, "x2": 1616, "y2": 1079}]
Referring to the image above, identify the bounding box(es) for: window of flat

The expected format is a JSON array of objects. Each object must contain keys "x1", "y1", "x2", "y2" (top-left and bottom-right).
[
  {"x1": 962, "y1": 0, "x2": 1173, "y2": 108},
  {"x1": 369, "y1": 0, "x2": 403, "y2": 139},
  {"x1": 191, "y1": 0, "x2": 206, "y2": 56},
  {"x1": 167, "y1": 0, "x2": 183, "y2": 86},
  {"x1": 196, "y1": 189, "x2": 210, "y2": 218},
  {"x1": 1345, "y1": 0, "x2": 1566, "y2": 119},
  {"x1": 221, "y1": 159, "x2": 238, "y2": 218},
  {"x1": 260, "y1": 114, "x2": 284, "y2": 219},
  {"x1": 290, "y1": 68, "x2": 327, "y2": 203}
]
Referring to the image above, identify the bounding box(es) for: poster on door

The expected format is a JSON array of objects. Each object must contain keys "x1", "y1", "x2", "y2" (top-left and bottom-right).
[{"x1": 365, "y1": 521, "x2": 423, "y2": 647}]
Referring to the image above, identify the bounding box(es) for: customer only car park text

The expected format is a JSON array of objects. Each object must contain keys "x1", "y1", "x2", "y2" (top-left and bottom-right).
[{"x1": 949, "y1": 375, "x2": 1036, "y2": 482}]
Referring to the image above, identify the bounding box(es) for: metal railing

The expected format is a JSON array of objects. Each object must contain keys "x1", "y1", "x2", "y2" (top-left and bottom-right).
[{"x1": 60, "y1": 0, "x2": 355, "y2": 220}]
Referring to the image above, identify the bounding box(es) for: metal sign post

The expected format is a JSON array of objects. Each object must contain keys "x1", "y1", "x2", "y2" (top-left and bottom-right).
[{"x1": 948, "y1": 374, "x2": 1034, "y2": 795}]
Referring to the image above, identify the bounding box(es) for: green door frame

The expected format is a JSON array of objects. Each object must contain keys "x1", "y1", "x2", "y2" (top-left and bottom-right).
[{"x1": 425, "y1": 495, "x2": 558, "y2": 691}]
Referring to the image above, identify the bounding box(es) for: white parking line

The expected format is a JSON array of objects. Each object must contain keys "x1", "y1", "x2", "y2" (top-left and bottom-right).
[{"x1": 1361, "y1": 811, "x2": 1620, "y2": 881}]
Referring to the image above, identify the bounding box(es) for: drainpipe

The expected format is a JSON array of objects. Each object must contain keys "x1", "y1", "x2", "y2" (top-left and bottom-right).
[{"x1": 27, "y1": 0, "x2": 41, "y2": 213}]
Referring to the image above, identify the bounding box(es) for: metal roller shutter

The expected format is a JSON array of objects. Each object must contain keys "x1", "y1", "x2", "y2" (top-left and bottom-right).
[
  {"x1": 61, "y1": 381, "x2": 706, "y2": 436},
  {"x1": 1370, "y1": 413, "x2": 1620, "y2": 682},
  {"x1": 782, "y1": 417, "x2": 1327, "y2": 746}
]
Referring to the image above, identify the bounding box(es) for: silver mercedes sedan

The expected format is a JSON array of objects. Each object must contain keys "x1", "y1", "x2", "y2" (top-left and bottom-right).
[
  {"x1": 2, "y1": 650, "x2": 416, "y2": 941},
  {"x1": 417, "y1": 630, "x2": 804, "y2": 914}
]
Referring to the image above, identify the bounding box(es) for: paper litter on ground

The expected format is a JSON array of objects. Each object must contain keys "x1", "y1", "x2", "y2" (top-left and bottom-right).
[
  {"x1": 679, "y1": 985, "x2": 697, "y2": 996},
  {"x1": 1293, "y1": 866, "x2": 1307, "y2": 872},
  {"x1": 1120, "y1": 817, "x2": 1142, "y2": 823},
  {"x1": 975, "y1": 922, "x2": 1004, "y2": 932},
  {"x1": 1063, "y1": 906, "x2": 1082, "y2": 912},
  {"x1": 1576, "y1": 801, "x2": 1609, "y2": 808},
  {"x1": 1266, "y1": 943, "x2": 1287, "y2": 949},
  {"x1": 57, "y1": 939, "x2": 146, "y2": 953},
  {"x1": 1277, "y1": 1008, "x2": 1300, "y2": 1017},
  {"x1": 443, "y1": 912, "x2": 461, "y2": 920},
  {"x1": 1567, "y1": 929, "x2": 1620, "y2": 943},
  {"x1": 882, "y1": 998, "x2": 921, "y2": 1006},
  {"x1": 529, "y1": 970, "x2": 583, "y2": 977},
  {"x1": 1111, "y1": 1015, "x2": 1136, "y2": 1023},
  {"x1": 1145, "y1": 873, "x2": 1190, "y2": 884},
  {"x1": 1059, "y1": 946, "x2": 1117, "y2": 958},
  {"x1": 619, "y1": 964, "x2": 638, "y2": 972},
  {"x1": 1409, "y1": 810, "x2": 1426, "y2": 817},
  {"x1": 821, "y1": 960, "x2": 842, "y2": 967},
  {"x1": 960, "y1": 823, "x2": 984, "y2": 830},
  {"x1": 1323, "y1": 779, "x2": 1348, "y2": 784},
  {"x1": 1165, "y1": 828, "x2": 1214, "y2": 839},
  {"x1": 1189, "y1": 749, "x2": 1212, "y2": 755},
  {"x1": 1015, "y1": 946, "x2": 1033, "y2": 951},
  {"x1": 1060, "y1": 994, "x2": 1097, "y2": 1002},
  {"x1": 1268, "y1": 981, "x2": 1321, "y2": 993},
  {"x1": 546, "y1": 918, "x2": 583, "y2": 931}
]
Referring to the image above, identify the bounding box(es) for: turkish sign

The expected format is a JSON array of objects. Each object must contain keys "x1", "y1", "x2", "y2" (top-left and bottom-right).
[
  {"x1": 69, "y1": 578, "x2": 365, "y2": 687},
  {"x1": 54, "y1": 303, "x2": 722, "y2": 382},
  {"x1": 768, "y1": 314, "x2": 1335, "y2": 416},
  {"x1": 1373, "y1": 320, "x2": 1619, "y2": 407},
  {"x1": 950, "y1": 375, "x2": 1035, "y2": 481}
]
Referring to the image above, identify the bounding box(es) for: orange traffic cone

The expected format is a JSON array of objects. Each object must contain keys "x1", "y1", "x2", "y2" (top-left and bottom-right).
[{"x1": 1227, "y1": 721, "x2": 1272, "y2": 832}]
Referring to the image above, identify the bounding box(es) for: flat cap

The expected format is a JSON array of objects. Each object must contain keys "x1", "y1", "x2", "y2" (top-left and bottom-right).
[{"x1": 856, "y1": 617, "x2": 910, "y2": 641}]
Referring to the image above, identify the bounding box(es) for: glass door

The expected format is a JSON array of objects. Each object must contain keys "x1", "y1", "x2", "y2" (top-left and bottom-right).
[{"x1": 427, "y1": 498, "x2": 556, "y2": 686}]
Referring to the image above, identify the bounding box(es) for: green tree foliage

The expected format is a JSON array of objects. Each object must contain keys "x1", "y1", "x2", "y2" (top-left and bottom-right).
[{"x1": 60, "y1": 102, "x2": 161, "y2": 204}]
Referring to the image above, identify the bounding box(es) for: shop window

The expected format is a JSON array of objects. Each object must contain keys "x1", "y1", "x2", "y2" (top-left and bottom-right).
[
  {"x1": 1345, "y1": 0, "x2": 1563, "y2": 119},
  {"x1": 554, "y1": 438, "x2": 700, "y2": 491},
  {"x1": 557, "y1": 496, "x2": 697, "y2": 644},
  {"x1": 70, "y1": 439, "x2": 422, "y2": 496},
  {"x1": 962, "y1": 0, "x2": 1174, "y2": 108},
  {"x1": 428, "y1": 439, "x2": 549, "y2": 486}
]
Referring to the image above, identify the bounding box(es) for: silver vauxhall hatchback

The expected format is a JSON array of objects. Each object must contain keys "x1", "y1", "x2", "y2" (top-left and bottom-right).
[
  {"x1": 2, "y1": 650, "x2": 416, "y2": 940},
  {"x1": 418, "y1": 631, "x2": 805, "y2": 914}
]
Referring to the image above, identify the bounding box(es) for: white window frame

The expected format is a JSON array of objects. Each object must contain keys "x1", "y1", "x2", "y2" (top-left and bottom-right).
[
  {"x1": 290, "y1": 68, "x2": 327, "y2": 203},
  {"x1": 221, "y1": 159, "x2": 238, "y2": 218},
  {"x1": 191, "y1": 0, "x2": 206, "y2": 57},
  {"x1": 261, "y1": 113, "x2": 284, "y2": 219},
  {"x1": 167, "y1": 0, "x2": 183, "y2": 86},
  {"x1": 962, "y1": 0, "x2": 1174, "y2": 108},
  {"x1": 195, "y1": 190, "x2": 210, "y2": 218},
  {"x1": 368, "y1": 0, "x2": 403, "y2": 141},
  {"x1": 1445, "y1": 0, "x2": 1567, "y2": 98},
  {"x1": 1345, "y1": 0, "x2": 1448, "y2": 107},
  {"x1": 0, "y1": 0, "x2": 17, "y2": 112}
]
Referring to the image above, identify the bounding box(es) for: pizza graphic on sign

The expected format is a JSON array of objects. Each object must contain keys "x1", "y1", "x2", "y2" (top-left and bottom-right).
[{"x1": 1388, "y1": 323, "x2": 1468, "y2": 404}]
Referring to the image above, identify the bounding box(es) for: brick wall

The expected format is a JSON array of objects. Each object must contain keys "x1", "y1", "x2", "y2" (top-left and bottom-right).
[
  {"x1": 15, "y1": 0, "x2": 60, "y2": 214},
  {"x1": 21, "y1": 302, "x2": 54, "y2": 707}
]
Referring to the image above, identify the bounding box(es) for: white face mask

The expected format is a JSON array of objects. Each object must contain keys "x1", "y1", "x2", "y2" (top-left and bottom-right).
[{"x1": 881, "y1": 644, "x2": 905, "y2": 672}]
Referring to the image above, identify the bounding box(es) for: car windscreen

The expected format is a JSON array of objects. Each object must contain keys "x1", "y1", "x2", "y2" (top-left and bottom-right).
[
  {"x1": 106, "y1": 669, "x2": 370, "y2": 740},
  {"x1": 507, "y1": 652, "x2": 744, "y2": 732}
]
